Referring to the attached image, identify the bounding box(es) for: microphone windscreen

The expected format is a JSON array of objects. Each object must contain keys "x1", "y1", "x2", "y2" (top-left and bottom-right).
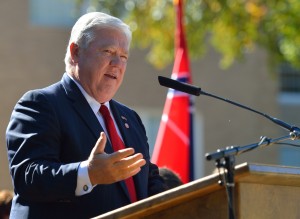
[{"x1": 158, "y1": 76, "x2": 201, "y2": 96}]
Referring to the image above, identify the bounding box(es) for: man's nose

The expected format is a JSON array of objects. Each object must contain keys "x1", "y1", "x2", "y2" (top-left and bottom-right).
[{"x1": 110, "y1": 55, "x2": 124, "y2": 66}]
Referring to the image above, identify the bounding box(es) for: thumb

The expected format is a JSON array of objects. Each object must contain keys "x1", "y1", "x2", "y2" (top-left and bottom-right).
[{"x1": 91, "y1": 132, "x2": 107, "y2": 155}]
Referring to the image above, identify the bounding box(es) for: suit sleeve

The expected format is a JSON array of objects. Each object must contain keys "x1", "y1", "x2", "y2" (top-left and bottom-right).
[{"x1": 6, "y1": 90, "x2": 79, "y2": 202}]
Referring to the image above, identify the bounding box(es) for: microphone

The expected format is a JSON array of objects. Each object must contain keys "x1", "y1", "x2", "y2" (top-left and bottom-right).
[
  {"x1": 158, "y1": 75, "x2": 300, "y2": 136},
  {"x1": 158, "y1": 76, "x2": 201, "y2": 96}
]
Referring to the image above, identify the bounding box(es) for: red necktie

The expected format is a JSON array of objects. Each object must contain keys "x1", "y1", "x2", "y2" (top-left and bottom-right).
[{"x1": 100, "y1": 104, "x2": 137, "y2": 203}]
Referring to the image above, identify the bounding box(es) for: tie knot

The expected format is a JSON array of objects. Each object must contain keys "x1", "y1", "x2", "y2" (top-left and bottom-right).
[{"x1": 100, "y1": 104, "x2": 110, "y2": 116}]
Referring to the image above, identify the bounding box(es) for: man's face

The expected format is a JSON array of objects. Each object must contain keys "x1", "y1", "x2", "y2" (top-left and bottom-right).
[{"x1": 73, "y1": 27, "x2": 129, "y2": 103}]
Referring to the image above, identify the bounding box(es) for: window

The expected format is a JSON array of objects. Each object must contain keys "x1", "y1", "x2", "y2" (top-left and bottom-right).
[
  {"x1": 278, "y1": 63, "x2": 300, "y2": 106},
  {"x1": 137, "y1": 109, "x2": 163, "y2": 155},
  {"x1": 279, "y1": 64, "x2": 300, "y2": 93},
  {"x1": 29, "y1": 0, "x2": 82, "y2": 27}
]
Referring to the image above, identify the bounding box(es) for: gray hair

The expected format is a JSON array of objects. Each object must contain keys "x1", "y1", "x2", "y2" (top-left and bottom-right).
[{"x1": 64, "y1": 12, "x2": 132, "y2": 72}]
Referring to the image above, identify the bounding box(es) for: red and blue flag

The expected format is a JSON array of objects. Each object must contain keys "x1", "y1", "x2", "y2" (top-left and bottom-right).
[{"x1": 152, "y1": 0, "x2": 194, "y2": 183}]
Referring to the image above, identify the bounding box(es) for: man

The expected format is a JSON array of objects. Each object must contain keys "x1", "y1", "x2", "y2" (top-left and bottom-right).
[
  {"x1": 159, "y1": 167, "x2": 183, "y2": 190},
  {"x1": 6, "y1": 12, "x2": 166, "y2": 219}
]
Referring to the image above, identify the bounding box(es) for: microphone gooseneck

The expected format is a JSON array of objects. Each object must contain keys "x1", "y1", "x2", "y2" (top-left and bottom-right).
[{"x1": 158, "y1": 75, "x2": 300, "y2": 135}]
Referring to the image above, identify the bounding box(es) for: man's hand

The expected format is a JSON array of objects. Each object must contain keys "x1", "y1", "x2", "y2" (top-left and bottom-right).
[{"x1": 87, "y1": 132, "x2": 146, "y2": 186}]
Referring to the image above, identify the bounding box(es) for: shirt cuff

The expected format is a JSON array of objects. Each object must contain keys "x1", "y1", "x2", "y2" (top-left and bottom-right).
[{"x1": 75, "y1": 161, "x2": 94, "y2": 196}]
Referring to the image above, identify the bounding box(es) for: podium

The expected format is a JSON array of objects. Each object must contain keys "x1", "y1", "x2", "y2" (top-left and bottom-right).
[{"x1": 93, "y1": 163, "x2": 300, "y2": 219}]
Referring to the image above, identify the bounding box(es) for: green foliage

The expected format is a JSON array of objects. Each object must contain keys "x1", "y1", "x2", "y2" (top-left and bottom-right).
[{"x1": 76, "y1": 0, "x2": 300, "y2": 71}]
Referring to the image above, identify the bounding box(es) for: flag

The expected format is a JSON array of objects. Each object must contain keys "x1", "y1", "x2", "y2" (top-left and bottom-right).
[{"x1": 152, "y1": 0, "x2": 194, "y2": 183}]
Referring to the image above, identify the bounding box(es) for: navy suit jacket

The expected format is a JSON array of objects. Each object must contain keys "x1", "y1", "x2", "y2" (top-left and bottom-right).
[{"x1": 6, "y1": 73, "x2": 165, "y2": 219}]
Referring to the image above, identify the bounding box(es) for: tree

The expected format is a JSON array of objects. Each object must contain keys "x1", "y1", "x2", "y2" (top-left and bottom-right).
[{"x1": 75, "y1": 0, "x2": 300, "y2": 71}]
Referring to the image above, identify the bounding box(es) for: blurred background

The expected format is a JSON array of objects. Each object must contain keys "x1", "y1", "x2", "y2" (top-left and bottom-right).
[{"x1": 1, "y1": 0, "x2": 300, "y2": 190}]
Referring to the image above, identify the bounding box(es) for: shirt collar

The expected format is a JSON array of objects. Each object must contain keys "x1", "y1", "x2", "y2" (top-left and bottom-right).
[{"x1": 66, "y1": 73, "x2": 110, "y2": 114}]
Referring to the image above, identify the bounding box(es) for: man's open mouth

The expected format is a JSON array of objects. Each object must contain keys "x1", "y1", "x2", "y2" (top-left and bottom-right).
[{"x1": 105, "y1": 74, "x2": 117, "y2": 79}]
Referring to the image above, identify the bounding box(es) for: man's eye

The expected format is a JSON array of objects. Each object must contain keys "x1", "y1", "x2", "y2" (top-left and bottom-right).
[
  {"x1": 120, "y1": 55, "x2": 128, "y2": 62},
  {"x1": 104, "y1": 50, "x2": 112, "y2": 54}
]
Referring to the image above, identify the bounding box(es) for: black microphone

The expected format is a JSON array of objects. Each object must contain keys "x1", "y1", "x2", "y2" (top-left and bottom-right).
[
  {"x1": 158, "y1": 75, "x2": 300, "y2": 135},
  {"x1": 158, "y1": 76, "x2": 201, "y2": 96}
]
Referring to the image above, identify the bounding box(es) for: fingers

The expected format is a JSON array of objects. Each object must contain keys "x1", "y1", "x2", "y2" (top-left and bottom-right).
[
  {"x1": 109, "y1": 147, "x2": 135, "y2": 162},
  {"x1": 87, "y1": 132, "x2": 146, "y2": 185},
  {"x1": 114, "y1": 153, "x2": 145, "y2": 170},
  {"x1": 108, "y1": 150, "x2": 146, "y2": 178},
  {"x1": 91, "y1": 132, "x2": 107, "y2": 155},
  {"x1": 109, "y1": 153, "x2": 146, "y2": 182},
  {"x1": 121, "y1": 156, "x2": 146, "y2": 179},
  {"x1": 88, "y1": 151, "x2": 146, "y2": 185}
]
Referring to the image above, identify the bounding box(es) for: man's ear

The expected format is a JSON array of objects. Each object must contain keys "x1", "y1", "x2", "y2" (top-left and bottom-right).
[{"x1": 70, "y1": 42, "x2": 79, "y2": 63}]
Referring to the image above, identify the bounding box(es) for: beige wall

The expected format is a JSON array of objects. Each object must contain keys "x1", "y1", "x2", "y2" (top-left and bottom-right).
[
  {"x1": 1, "y1": 0, "x2": 69, "y2": 189},
  {"x1": 1, "y1": 1, "x2": 284, "y2": 190}
]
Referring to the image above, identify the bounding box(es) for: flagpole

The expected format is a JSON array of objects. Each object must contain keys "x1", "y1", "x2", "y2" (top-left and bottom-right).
[{"x1": 189, "y1": 96, "x2": 195, "y2": 181}]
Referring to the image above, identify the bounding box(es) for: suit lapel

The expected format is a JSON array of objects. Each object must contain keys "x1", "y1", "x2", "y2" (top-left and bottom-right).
[{"x1": 61, "y1": 74, "x2": 103, "y2": 140}]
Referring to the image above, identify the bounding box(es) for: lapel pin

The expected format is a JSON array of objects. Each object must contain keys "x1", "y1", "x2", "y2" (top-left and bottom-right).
[
  {"x1": 121, "y1": 116, "x2": 127, "y2": 121},
  {"x1": 125, "y1": 123, "x2": 129, "y2": 129}
]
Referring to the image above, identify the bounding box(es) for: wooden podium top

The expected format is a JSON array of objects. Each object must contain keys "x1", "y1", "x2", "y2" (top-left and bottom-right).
[{"x1": 93, "y1": 163, "x2": 300, "y2": 219}]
